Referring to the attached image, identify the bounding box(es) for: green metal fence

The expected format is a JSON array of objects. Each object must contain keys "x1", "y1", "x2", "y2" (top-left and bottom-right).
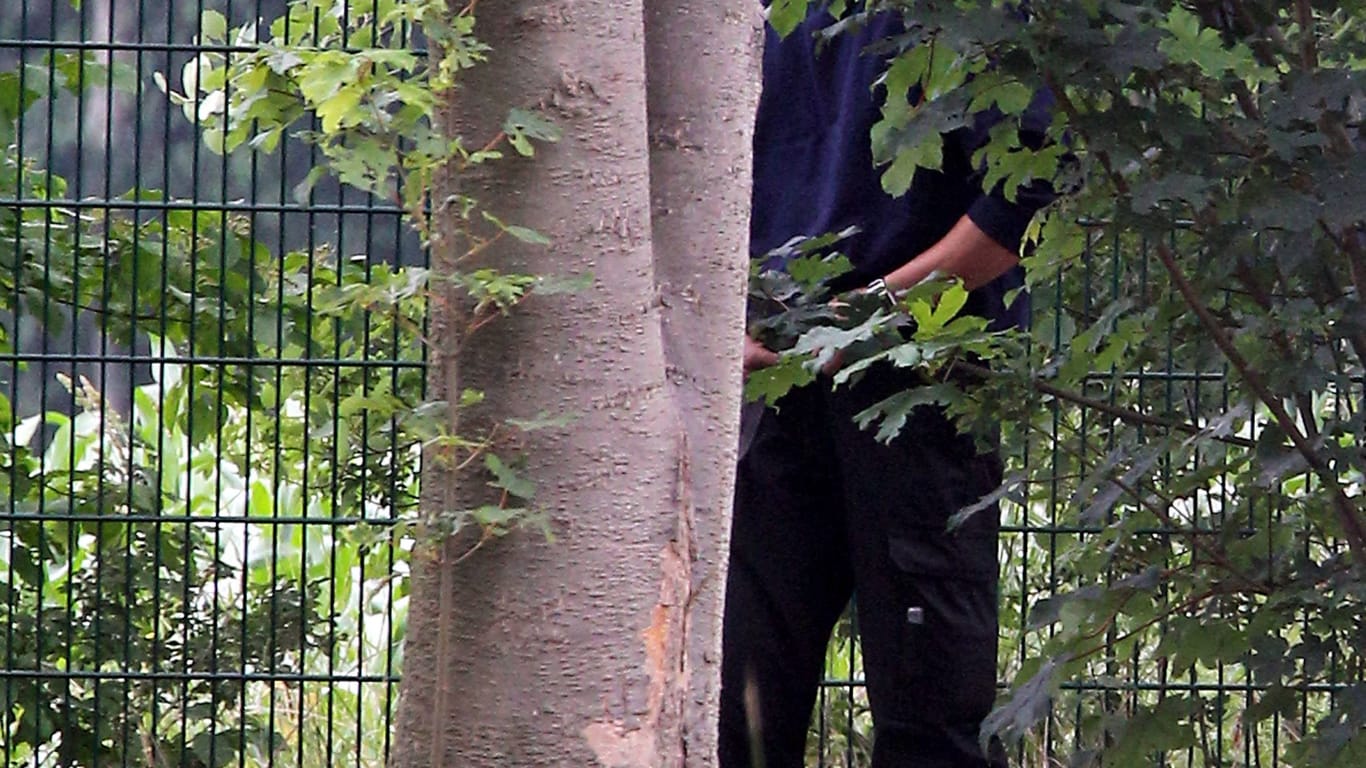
[
  {"x1": 0, "y1": 2, "x2": 1352, "y2": 767},
  {"x1": 1, "y1": 2, "x2": 420, "y2": 766}
]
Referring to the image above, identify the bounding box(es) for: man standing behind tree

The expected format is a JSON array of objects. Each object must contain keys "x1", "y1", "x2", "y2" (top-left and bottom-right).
[{"x1": 719, "y1": 5, "x2": 1056, "y2": 767}]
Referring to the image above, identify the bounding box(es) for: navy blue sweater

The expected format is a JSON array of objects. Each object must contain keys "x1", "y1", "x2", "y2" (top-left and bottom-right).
[{"x1": 750, "y1": 10, "x2": 1054, "y2": 329}]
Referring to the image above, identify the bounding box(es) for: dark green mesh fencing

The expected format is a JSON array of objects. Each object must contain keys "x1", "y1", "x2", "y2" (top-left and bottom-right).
[
  {"x1": 1, "y1": 2, "x2": 421, "y2": 766},
  {"x1": 1, "y1": 3, "x2": 1351, "y2": 768}
]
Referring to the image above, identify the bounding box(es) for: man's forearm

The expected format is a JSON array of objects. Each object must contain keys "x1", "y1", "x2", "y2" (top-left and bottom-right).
[{"x1": 882, "y1": 214, "x2": 1020, "y2": 293}]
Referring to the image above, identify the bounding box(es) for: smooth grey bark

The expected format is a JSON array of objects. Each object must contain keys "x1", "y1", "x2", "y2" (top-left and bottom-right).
[
  {"x1": 644, "y1": 2, "x2": 762, "y2": 762},
  {"x1": 392, "y1": 2, "x2": 757, "y2": 766}
]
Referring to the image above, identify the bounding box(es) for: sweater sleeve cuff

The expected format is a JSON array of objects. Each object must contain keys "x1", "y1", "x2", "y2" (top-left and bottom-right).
[{"x1": 966, "y1": 194, "x2": 1034, "y2": 254}]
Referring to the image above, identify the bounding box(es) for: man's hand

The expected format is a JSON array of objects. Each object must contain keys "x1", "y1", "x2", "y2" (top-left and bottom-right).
[
  {"x1": 743, "y1": 334, "x2": 779, "y2": 376},
  {"x1": 745, "y1": 333, "x2": 848, "y2": 378}
]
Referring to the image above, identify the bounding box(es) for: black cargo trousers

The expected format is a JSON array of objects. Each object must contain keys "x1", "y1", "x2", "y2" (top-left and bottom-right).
[{"x1": 718, "y1": 364, "x2": 1009, "y2": 768}]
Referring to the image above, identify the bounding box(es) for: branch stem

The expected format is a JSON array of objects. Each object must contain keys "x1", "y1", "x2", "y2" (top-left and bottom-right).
[
  {"x1": 954, "y1": 360, "x2": 1257, "y2": 449},
  {"x1": 1152, "y1": 242, "x2": 1366, "y2": 568},
  {"x1": 1295, "y1": 0, "x2": 1318, "y2": 69}
]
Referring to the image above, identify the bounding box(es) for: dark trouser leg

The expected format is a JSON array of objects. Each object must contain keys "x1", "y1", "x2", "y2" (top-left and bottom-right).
[
  {"x1": 719, "y1": 393, "x2": 854, "y2": 768},
  {"x1": 827, "y1": 369, "x2": 1008, "y2": 768}
]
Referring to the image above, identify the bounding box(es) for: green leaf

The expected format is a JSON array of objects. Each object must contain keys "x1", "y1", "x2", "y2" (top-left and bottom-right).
[
  {"x1": 503, "y1": 225, "x2": 551, "y2": 246},
  {"x1": 1109, "y1": 697, "x2": 1200, "y2": 760},
  {"x1": 853, "y1": 383, "x2": 960, "y2": 444},
  {"x1": 292, "y1": 166, "x2": 330, "y2": 204},
  {"x1": 926, "y1": 282, "x2": 970, "y2": 330},
  {"x1": 503, "y1": 108, "x2": 561, "y2": 157},
  {"x1": 0, "y1": 72, "x2": 42, "y2": 124},
  {"x1": 1158, "y1": 6, "x2": 1267, "y2": 79},
  {"x1": 880, "y1": 134, "x2": 942, "y2": 197},
  {"x1": 200, "y1": 10, "x2": 229, "y2": 43},
  {"x1": 316, "y1": 85, "x2": 363, "y2": 133},
  {"x1": 297, "y1": 53, "x2": 358, "y2": 105},
  {"x1": 981, "y1": 657, "x2": 1063, "y2": 750},
  {"x1": 947, "y1": 471, "x2": 1026, "y2": 531},
  {"x1": 469, "y1": 504, "x2": 531, "y2": 530},
  {"x1": 767, "y1": 0, "x2": 812, "y2": 37},
  {"x1": 989, "y1": 81, "x2": 1034, "y2": 115},
  {"x1": 743, "y1": 355, "x2": 816, "y2": 405},
  {"x1": 484, "y1": 453, "x2": 535, "y2": 500},
  {"x1": 786, "y1": 253, "x2": 854, "y2": 291}
]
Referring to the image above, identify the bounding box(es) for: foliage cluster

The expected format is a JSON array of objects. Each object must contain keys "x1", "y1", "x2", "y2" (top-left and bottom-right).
[
  {"x1": 755, "y1": 0, "x2": 1366, "y2": 765},
  {"x1": 166, "y1": 0, "x2": 566, "y2": 535}
]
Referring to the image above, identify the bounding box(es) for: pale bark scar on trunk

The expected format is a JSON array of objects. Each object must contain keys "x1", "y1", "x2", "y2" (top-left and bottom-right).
[{"x1": 583, "y1": 430, "x2": 698, "y2": 767}]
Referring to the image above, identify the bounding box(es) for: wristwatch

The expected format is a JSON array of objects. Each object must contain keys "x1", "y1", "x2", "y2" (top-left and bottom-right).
[{"x1": 865, "y1": 277, "x2": 899, "y2": 310}]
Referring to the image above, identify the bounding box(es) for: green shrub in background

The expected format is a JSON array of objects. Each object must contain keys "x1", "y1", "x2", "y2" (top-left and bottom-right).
[
  {"x1": 1, "y1": 73, "x2": 423, "y2": 768},
  {"x1": 0, "y1": 361, "x2": 405, "y2": 767}
]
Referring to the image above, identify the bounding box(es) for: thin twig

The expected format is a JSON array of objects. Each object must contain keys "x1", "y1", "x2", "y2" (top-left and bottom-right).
[
  {"x1": 953, "y1": 360, "x2": 1258, "y2": 449},
  {"x1": 1103, "y1": 473, "x2": 1266, "y2": 593},
  {"x1": 1072, "y1": 587, "x2": 1227, "y2": 661},
  {"x1": 1295, "y1": 0, "x2": 1318, "y2": 70}
]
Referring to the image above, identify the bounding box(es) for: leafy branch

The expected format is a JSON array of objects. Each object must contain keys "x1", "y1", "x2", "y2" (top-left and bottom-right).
[{"x1": 758, "y1": 1, "x2": 1366, "y2": 764}]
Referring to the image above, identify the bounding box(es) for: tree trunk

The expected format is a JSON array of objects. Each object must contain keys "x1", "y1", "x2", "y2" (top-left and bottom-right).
[
  {"x1": 391, "y1": 2, "x2": 759, "y2": 766},
  {"x1": 643, "y1": 1, "x2": 762, "y2": 761}
]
